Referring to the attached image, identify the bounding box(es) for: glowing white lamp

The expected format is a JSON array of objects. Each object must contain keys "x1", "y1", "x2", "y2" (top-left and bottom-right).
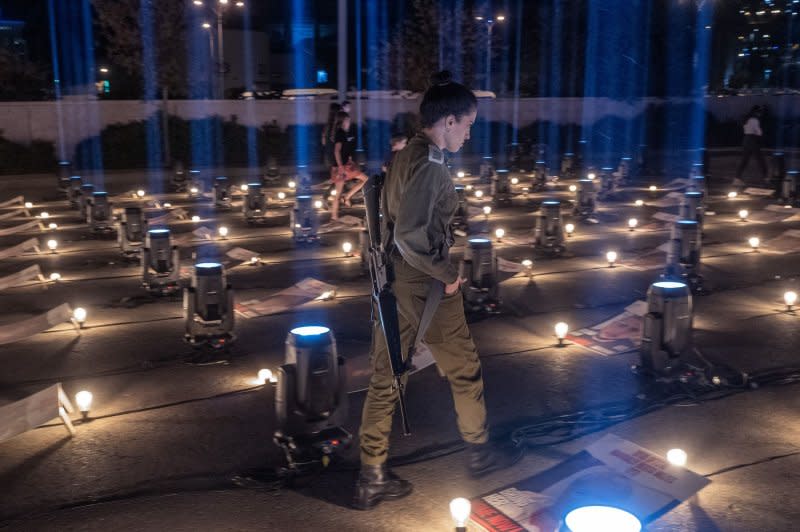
[
  {"x1": 635, "y1": 199, "x2": 644, "y2": 207},
  {"x1": 190, "y1": 186, "x2": 199, "y2": 194},
  {"x1": 555, "y1": 322, "x2": 569, "y2": 346},
  {"x1": 564, "y1": 506, "x2": 641, "y2": 532},
  {"x1": 521, "y1": 259, "x2": 533, "y2": 273},
  {"x1": 288, "y1": 180, "x2": 296, "y2": 189},
  {"x1": 667, "y1": 448, "x2": 688, "y2": 467},
  {"x1": 465, "y1": 184, "x2": 473, "y2": 191},
  {"x1": 163, "y1": 202, "x2": 172, "y2": 208},
  {"x1": 39, "y1": 211, "x2": 50, "y2": 219},
  {"x1": 748, "y1": 236, "x2": 760, "y2": 251},
  {"x1": 330, "y1": 189, "x2": 337, "y2": 196},
  {"x1": 191, "y1": 215, "x2": 200, "y2": 222},
  {"x1": 569, "y1": 184, "x2": 577, "y2": 192},
  {"x1": 450, "y1": 497, "x2": 471, "y2": 530},
  {"x1": 587, "y1": 173, "x2": 596, "y2": 181},
  {"x1": 784, "y1": 290, "x2": 797, "y2": 311},
  {"x1": 48, "y1": 222, "x2": 58, "y2": 230},
  {"x1": 606, "y1": 250, "x2": 618, "y2": 267},
  {"x1": 277, "y1": 191, "x2": 286, "y2": 200},
  {"x1": 47, "y1": 239, "x2": 58, "y2": 253},
  {"x1": 314, "y1": 200, "x2": 323, "y2": 209},
  {"x1": 457, "y1": 171, "x2": 466, "y2": 178},
  {"x1": 75, "y1": 390, "x2": 93, "y2": 418},
  {"x1": 483, "y1": 205, "x2": 492, "y2": 216},
  {"x1": 738, "y1": 209, "x2": 748, "y2": 221},
  {"x1": 649, "y1": 185, "x2": 657, "y2": 192},
  {"x1": 218, "y1": 226, "x2": 229, "y2": 239},
  {"x1": 495, "y1": 228, "x2": 505, "y2": 241},
  {"x1": 73, "y1": 307, "x2": 87, "y2": 327},
  {"x1": 475, "y1": 189, "x2": 484, "y2": 199},
  {"x1": 136, "y1": 189, "x2": 146, "y2": 197},
  {"x1": 628, "y1": 218, "x2": 638, "y2": 231},
  {"x1": 256, "y1": 369, "x2": 273, "y2": 385},
  {"x1": 511, "y1": 177, "x2": 519, "y2": 185},
  {"x1": 342, "y1": 241, "x2": 353, "y2": 256},
  {"x1": 24, "y1": 201, "x2": 33, "y2": 209},
  {"x1": 728, "y1": 191, "x2": 738, "y2": 199},
  {"x1": 49, "y1": 272, "x2": 61, "y2": 282},
  {"x1": 565, "y1": 223, "x2": 575, "y2": 237},
  {"x1": 240, "y1": 184, "x2": 249, "y2": 192}
]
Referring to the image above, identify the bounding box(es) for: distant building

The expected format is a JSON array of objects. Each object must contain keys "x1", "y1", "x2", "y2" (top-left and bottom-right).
[{"x1": 0, "y1": 10, "x2": 26, "y2": 59}]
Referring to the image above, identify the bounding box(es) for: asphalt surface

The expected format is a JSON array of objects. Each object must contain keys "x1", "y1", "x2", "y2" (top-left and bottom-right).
[{"x1": 0, "y1": 155, "x2": 799, "y2": 531}]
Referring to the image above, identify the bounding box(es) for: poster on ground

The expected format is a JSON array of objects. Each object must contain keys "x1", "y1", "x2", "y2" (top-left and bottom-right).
[
  {"x1": 470, "y1": 433, "x2": 710, "y2": 532},
  {"x1": 234, "y1": 278, "x2": 336, "y2": 318},
  {"x1": 566, "y1": 301, "x2": 648, "y2": 356}
]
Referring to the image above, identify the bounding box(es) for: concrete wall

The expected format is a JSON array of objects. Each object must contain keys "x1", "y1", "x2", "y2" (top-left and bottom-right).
[{"x1": 1, "y1": 95, "x2": 798, "y2": 159}]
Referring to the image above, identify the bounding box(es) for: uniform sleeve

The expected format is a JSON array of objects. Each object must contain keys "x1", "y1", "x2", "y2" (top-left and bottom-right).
[{"x1": 393, "y1": 161, "x2": 459, "y2": 284}]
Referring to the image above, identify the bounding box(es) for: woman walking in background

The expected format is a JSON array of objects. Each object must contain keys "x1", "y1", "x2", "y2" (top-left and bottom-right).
[
  {"x1": 329, "y1": 111, "x2": 367, "y2": 220},
  {"x1": 733, "y1": 105, "x2": 768, "y2": 187}
]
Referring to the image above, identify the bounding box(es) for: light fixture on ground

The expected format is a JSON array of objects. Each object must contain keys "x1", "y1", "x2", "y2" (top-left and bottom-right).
[
  {"x1": 342, "y1": 241, "x2": 353, "y2": 257},
  {"x1": 728, "y1": 191, "x2": 738, "y2": 199},
  {"x1": 635, "y1": 199, "x2": 644, "y2": 207},
  {"x1": 573, "y1": 179, "x2": 596, "y2": 218},
  {"x1": 511, "y1": 176, "x2": 519, "y2": 185},
  {"x1": 482, "y1": 205, "x2": 492, "y2": 221},
  {"x1": 534, "y1": 200, "x2": 565, "y2": 253},
  {"x1": 649, "y1": 185, "x2": 657, "y2": 192},
  {"x1": 184, "y1": 262, "x2": 235, "y2": 347},
  {"x1": 521, "y1": 259, "x2": 533, "y2": 276},
  {"x1": 47, "y1": 239, "x2": 58, "y2": 253},
  {"x1": 49, "y1": 272, "x2": 61, "y2": 282},
  {"x1": 784, "y1": 290, "x2": 797, "y2": 311},
  {"x1": 667, "y1": 448, "x2": 688, "y2": 467},
  {"x1": 73, "y1": 307, "x2": 87, "y2": 328},
  {"x1": 569, "y1": 184, "x2": 577, "y2": 192},
  {"x1": 475, "y1": 189, "x2": 484, "y2": 199},
  {"x1": 738, "y1": 209, "x2": 748, "y2": 221},
  {"x1": 119, "y1": 206, "x2": 144, "y2": 257},
  {"x1": 77, "y1": 183, "x2": 95, "y2": 218},
  {"x1": 494, "y1": 228, "x2": 505, "y2": 242},
  {"x1": 457, "y1": 170, "x2": 465, "y2": 178},
  {"x1": 191, "y1": 215, "x2": 200, "y2": 222},
  {"x1": 240, "y1": 184, "x2": 248, "y2": 192},
  {"x1": 628, "y1": 218, "x2": 638, "y2": 231},
  {"x1": 665, "y1": 220, "x2": 702, "y2": 290},
  {"x1": 48, "y1": 223, "x2": 58, "y2": 230},
  {"x1": 748, "y1": 236, "x2": 760, "y2": 251},
  {"x1": 256, "y1": 369, "x2": 273, "y2": 385},
  {"x1": 142, "y1": 228, "x2": 181, "y2": 294},
  {"x1": 39, "y1": 211, "x2": 50, "y2": 219},
  {"x1": 136, "y1": 189, "x2": 145, "y2": 198},
  {"x1": 87, "y1": 191, "x2": 113, "y2": 232},
  {"x1": 492, "y1": 169, "x2": 512, "y2": 205},
  {"x1": 450, "y1": 497, "x2": 471, "y2": 532},
  {"x1": 587, "y1": 172, "x2": 596, "y2": 181},
  {"x1": 24, "y1": 201, "x2": 33, "y2": 209},
  {"x1": 532, "y1": 160, "x2": 548, "y2": 190},
  {"x1": 291, "y1": 195, "x2": 319, "y2": 243},
  {"x1": 606, "y1": 251, "x2": 617, "y2": 267},
  {"x1": 555, "y1": 322, "x2": 569, "y2": 346},
  {"x1": 288, "y1": 180, "x2": 296, "y2": 190},
  {"x1": 640, "y1": 280, "x2": 692, "y2": 373},
  {"x1": 314, "y1": 200, "x2": 323, "y2": 209},
  {"x1": 274, "y1": 325, "x2": 351, "y2": 471},
  {"x1": 565, "y1": 223, "x2": 575, "y2": 237},
  {"x1": 680, "y1": 191, "x2": 705, "y2": 228},
  {"x1": 243, "y1": 182, "x2": 266, "y2": 223},
  {"x1": 460, "y1": 238, "x2": 500, "y2": 313},
  {"x1": 564, "y1": 506, "x2": 641, "y2": 532},
  {"x1": 218, "y1": 225, "x2": 229, "y2": 239},
  {"x1": 214, "y1": 177, "x2": 231, "y2": 208},
  {"x1": 75, "y1": 390, "x2": 93, "y2": 419},
  {"x1": 277, "y1": 191, "x2": 286, "y2": 200}
]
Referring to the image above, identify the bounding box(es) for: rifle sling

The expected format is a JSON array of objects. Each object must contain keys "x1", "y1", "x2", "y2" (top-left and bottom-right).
[{"x1": 407, "y1": 278, "x2": 445, "y2": 366}]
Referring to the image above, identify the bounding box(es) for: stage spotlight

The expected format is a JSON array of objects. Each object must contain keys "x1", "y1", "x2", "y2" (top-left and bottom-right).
[
  {"x1": 183, "y1": 262, "x2": 235, "y2": 346},
  {"x1": 606, "y1": 251, "x2": 617, "y2": 267},
  {"x1": 87, "y1": 192, "x2": 112, "y2": 231},
  {"x1": 574, "y1": 179, "x2": 596, "y2": 218},
  {"x1": 73, "y1": 307, "x2": 87, "y2": 327},
  {"x1": 495, "y1": 228, "x2": 505, "y2": 242},
  {"x1": 534, "y1": 200, "x2": 565, "y2": 252},
  {"x1": 75, "y1": 390, "x2": 93, "y2": 419},
  {"x1": 667, "y1": 448, "x2": 688, "y2": 467},
  {"x1": 640, "y1": 280, "x2": 692, "y2": 373},
  {"x1": 142, "y1": 228, "x2": 180, "y2": 294},
  {"x1": 748, "y1": 236, "x2": 760, "y2": 251},
  {"x1": 118, "y1": 206, "x2": 144, "y2": 256},
  {"x1": 784, "y1": 291, "x2": 797, "y2": 311},
  {"x1": 738, "y1": 209, "x2": 748, "y2": 221},
  {"x1": 564, "y1": 506, "x2": 641, "y2": 532},
  {"x1": 274, "y1": 325, "x2": 351, "y2": 469},
  {"x1": 555, "y1": 322, "x2": 569, "y2": 347},
  {"x1": 450, "y1": 497, "x2": 471, "y2": 532},
  {"x1": 47, "y1": 239, "x2": 58, "y2": 253},
  {"x1": 291, "y1": 195, "x2": 319, "y2": 242},
  {"x1": 214, "y1": 176, "x2": 231, "y2": 207},
  {"x1": 628, "y1": 218, "x2": 638, "y2": 231},
  {"x1": 243, "y1": 183, "x2": 266, "y2": 222},
  {"x1": 460, "y1": 238, "x2": 500, "y2": 312}
]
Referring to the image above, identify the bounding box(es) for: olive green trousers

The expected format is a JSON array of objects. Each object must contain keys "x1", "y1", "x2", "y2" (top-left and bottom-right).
[{"x1": 359, "y1": 257, "x2": 489, "y2": 466}]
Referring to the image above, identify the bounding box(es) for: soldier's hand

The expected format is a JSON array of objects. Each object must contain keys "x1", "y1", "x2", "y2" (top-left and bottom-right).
[{"x1": 445, "y1": 277, "x2": 466, "y2": 296}]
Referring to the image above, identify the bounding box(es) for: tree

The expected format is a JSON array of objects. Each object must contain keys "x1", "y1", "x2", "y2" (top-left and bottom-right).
[
  {"x1": 92, "y1": 0, "x2": 190, "y2": 99},
  {"x1": 379, "y1": 0, "x2": 482, "y2": 93}
]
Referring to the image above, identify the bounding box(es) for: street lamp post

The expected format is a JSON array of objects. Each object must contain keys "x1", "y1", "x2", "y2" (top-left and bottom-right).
[
  {"x1": 476, "y1": 14, "x2": 505, "y2": 92},
  {"x1": 194, "y1": 0, "x2": 244, "y2": 99}
]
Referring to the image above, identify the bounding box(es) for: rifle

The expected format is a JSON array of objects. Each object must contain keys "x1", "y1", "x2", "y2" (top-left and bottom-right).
[{"x1": 363, "y1": 174, "x2": 411, "y2": 436}]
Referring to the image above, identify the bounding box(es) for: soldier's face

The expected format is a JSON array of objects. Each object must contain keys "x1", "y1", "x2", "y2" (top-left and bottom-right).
[{"x1": 445, "y1": 109, "x2": 477, "y2": 153}]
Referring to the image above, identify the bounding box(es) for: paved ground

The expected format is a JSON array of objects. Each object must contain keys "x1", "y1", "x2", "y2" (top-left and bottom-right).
[{"x1": 0, "y1": 151, "x2": 799, "y2": 531}]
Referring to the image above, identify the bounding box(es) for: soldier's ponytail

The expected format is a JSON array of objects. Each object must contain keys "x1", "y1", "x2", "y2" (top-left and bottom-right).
[{"x1": 419, "y1": 70, "x2": 477, "y2": 128}]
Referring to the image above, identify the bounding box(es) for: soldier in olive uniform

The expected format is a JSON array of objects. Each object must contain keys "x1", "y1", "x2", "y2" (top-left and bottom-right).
[{"x1": 354, "y1": 71, "x2": 518, "y2": 511}]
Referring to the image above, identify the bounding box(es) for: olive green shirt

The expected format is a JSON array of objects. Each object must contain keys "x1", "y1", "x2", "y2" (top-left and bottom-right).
[{"x1": 382, "y1": 133, "x2": 459, "y2": 285}]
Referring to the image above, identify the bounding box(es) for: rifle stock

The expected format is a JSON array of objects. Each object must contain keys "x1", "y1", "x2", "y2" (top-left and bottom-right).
[{"x1": 364, "y1": 175, "x2": 411, "y2": 436}]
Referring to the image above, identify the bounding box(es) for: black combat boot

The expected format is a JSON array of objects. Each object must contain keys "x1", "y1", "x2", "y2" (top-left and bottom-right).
[
  {"x1": 466, "y1": 441, "x2": 524, "y2": 478},
  {"x1": 352, "y1": 463, "x2": 413, "y2": 511}
]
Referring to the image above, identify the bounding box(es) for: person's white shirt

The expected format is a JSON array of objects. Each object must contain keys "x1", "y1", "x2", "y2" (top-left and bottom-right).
[{"x1": 743, "y1": 117, "x2": 762, "y2": 136}]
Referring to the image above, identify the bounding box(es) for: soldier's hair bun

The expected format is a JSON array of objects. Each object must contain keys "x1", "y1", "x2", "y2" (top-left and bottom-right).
[{"x1": 430, "y1": 70, "x2": 453, "y2": 86}]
